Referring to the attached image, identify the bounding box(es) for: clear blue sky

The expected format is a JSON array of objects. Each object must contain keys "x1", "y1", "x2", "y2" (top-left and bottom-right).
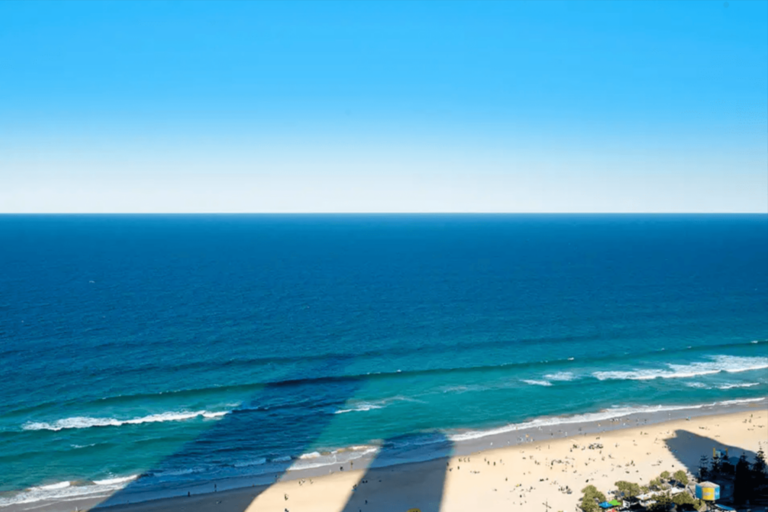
[{"x1": 1, "y1": 0, "x2": 766, "y2": 213}]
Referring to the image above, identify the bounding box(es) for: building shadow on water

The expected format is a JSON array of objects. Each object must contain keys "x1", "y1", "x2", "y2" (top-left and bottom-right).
[
  {"x1": 93, "y1": 366, "x2": 453, "y2": 512},
  {"x1": 94, "y1": 360, "x2": 367, "y2": 510}
]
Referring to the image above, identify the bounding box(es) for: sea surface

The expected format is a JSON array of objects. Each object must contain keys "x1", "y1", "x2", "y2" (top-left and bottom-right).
[{"x1": 0, "y1": 214, "x2": 766, "y2": 508}]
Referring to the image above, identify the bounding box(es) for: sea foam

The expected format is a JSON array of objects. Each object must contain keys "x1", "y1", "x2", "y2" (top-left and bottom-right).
[
  {"x1": 520, "y1": 379, "x2": 552, "y2": 387},
  {"x1": 22, "y1": 410, "x2": 229, "y2": 431},
  {"x1": 334, "y1": 396, "x2": 417, "y2": 414},
  {"x1": 544, "y1": 372, "x2": 577, "y2": 382},
  {"x1": 593, "y1": 355, "x2": 768, "y2": 381}
]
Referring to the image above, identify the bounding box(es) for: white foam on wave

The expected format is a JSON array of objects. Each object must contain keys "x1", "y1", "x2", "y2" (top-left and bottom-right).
[
  {"x1": 93, "y1": 475, "x2": 138, "y2": 486},
  {"x1": 233, "y1": 457, "x2": 267, "y2": 468},
  {"x1": 447, "y1": 397, "x2": 766, "y2": 443},
  {"x1": 520, "y1": 379, "x2": 552, "y2": 387},
  {"x1": 32, "y1": 482, "x2": 71, "y2": 491},
  {"x1": 544, "y1": 372, "x2": 577, "y2": 382},
  {"x1": 334, "y1": 396, "x2": 417, "y2": 415},
  {"x1": 0, "y1": 475, "x2": 140, "y2": 507},
  {"x1": 719, "y1": 397, "x2": 765, "y2": 405},
  {"x1": 23, "y1": 410, "x2": 230, "y2": 431},
  {"x1": 686, "y1": 381, "x2": 761, "y2": 390},
  {"x1": 290, "y1": 445, "x2": 379, "y2": 471},
  {"x1": 440, "y1": 384, "x2": 490, "y2": 394},
  {"x1": 593, "y1": 355, "x2": 768, "y2": 381},
  {"x1": 718, "y1": 382, "x2": 760, "y2": 390},
  {"x1": 335, "y1": 403, "x2": 385, "y2": 414}
]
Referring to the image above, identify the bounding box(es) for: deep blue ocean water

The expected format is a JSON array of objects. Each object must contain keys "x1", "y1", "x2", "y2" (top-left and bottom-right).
[{"x1": 0, "y1": 215, "x2": 766, "y2": 507}]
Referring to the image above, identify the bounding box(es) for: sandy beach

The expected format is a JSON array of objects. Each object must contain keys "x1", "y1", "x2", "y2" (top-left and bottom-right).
[{"x1": 60, "y1": 406, "x2": 765, "y2": 512}]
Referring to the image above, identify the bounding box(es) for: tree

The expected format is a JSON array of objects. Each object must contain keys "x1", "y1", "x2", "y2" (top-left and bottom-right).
[
  {"x1": 673, "y1": 469, "x2": 689, "y2": 486},
  {"x1": 581, "y1": 485, "x2": 606, "y2": 502},
  {"x1": 649, "y1": 477, "x2": 664, "y2": 491},
  {"x1": 647, "y1": 491, "x2": 672, "y2": 511},
  {"x1": 580, "y1": 485, "x2": 606, "y2": 512},
  {"x1": 672, "y1": 492, "x2": 704, "y2": 511},
  {"x1": 753, "y1": 448, "x2": 767, "y2": 484},
  {"x1": 734, "y1": 453, "x2": 752, "y2": 505},
  {"x1": 721, "y1": 458, "x2": 735, "y2": 476},
  {"x1": 698, "y1": 455, "x2": 709, "y2": 479},
  {"x1": 615, "y1": 481, "x2": 641, "y2": 498},
  {"x1": 710, "y1": 453, "x2": 722, "y2": 476},
  {"x1": 580, "y1": 497, "x2": 599, "y2": 512},
  {"x1": 660, "y1": 470, "x2": 670, "y2": 481}
]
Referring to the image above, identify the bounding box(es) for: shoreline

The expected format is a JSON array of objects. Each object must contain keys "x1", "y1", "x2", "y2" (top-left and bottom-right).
[{"x1": 4, "y1": 397, "x2": 766, "y2": 512}]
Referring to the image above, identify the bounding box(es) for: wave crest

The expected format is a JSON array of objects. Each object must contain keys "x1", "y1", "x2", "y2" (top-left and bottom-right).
[
  {"x1": 593, "y1": 355, "x2": 768, "y2": 382},
  {"x1": 23, "y1": 410, "x2": 229, "y2": 431},
  {"x1": 520, "y1": 379, "x2": 552, "y2": 387}
]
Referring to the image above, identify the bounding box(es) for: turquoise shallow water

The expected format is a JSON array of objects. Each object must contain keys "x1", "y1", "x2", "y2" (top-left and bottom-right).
[{"x1": 0, "y1": 214, "x2": 766, "y2": 507}]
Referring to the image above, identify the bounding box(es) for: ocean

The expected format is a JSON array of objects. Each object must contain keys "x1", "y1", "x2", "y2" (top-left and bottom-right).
[{"x1": 0, "y1": 214, "x2": 766, "y2": 509}]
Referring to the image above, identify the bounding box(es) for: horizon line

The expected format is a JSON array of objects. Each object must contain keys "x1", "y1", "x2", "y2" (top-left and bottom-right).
[{"x1": 1, "y1": 212, "x2": 766, "y2": 216}]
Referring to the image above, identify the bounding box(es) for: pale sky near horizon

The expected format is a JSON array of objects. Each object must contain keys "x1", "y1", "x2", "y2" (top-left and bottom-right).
[{"x1": 1, "y1": 0, "x2": 766, "y2": 213}]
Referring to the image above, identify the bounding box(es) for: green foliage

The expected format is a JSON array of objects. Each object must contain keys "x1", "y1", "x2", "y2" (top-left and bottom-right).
[
  {"x1": 698, "y1": 455, "x2": 709, "y2": 479},
  {"x1": 710, "y1": 453, "x2": 722, "y2": 475},
  {"x1": 648, "y1": 477, "x2": 664, "y2": 490},
  {"x1": 615, "y1": 480, "x2": 641, "y2": 498},
  {"x1": 580, "y1": 484, "x2": 606, "y2": 512},
  {"x1": 671, "y1": 494, "x2": 705, "y2": 512},
  {"x1": 754, "y1": 448, "x2": 767, "y2": 482},
  {"x1": 580, "y1": 497, "x2": 599, "y2": 512},
  {"x1": 734, "y1": 453, "x2": 752, "y2": 505},
  {"x1": 581, "y1": 485, "x2": 606, "y2": 502},
  {"x1": 647, "y1": 491, "x2": 672, "y2": 512},
  {"x1": 673, "y1": 469, "x2": 689, "y2": 486},
  {"x1": 721, "y1": 458, "x2": 735, "y2": 475},
  {"x1": 672, "y1": 492, "x2": 695, "y2": 506},
  {"x1": 660, "y1": 470, "x2": 670, "y2": 480}
]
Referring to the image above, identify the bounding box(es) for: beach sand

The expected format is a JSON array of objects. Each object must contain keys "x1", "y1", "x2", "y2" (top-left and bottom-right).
[{"x1": 81, "y1": 407, "x2": 766, "y2": 512}]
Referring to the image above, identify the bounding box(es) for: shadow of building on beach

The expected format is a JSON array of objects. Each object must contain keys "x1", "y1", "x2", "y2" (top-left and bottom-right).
[
  {"x1": 340, "y1": 433, "x2": 453, "y2": 512},
  {"x1": 663, "y1": 426, "x2": 763, "y2": 505},
  {"x1": 664, "y1": 427, "x2": 758, "y2": 476}
]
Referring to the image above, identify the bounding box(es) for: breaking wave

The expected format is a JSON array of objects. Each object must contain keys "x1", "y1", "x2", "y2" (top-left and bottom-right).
[
  {"x1": 520, "y1": 379, "x2": 552, "y2": 387},
  {"x1": 334, "y1": 396, "x2": 418, "y2": 414},
  {"x1": 593, "y1": 355, "x2": 768, "y2": 381},
  {"x1": 22, "y1": 410, "x2": 229, "y2": 432}
]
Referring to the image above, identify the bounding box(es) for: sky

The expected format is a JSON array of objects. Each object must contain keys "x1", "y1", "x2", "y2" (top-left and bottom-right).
[{"x1": 0, "y1": 0, "x2": 766, "y2": 213}]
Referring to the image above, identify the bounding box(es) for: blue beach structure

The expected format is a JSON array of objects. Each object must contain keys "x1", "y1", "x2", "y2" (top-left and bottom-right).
[{"x1": 695, "y1": 481, "x2": 720, "y2": 501}]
